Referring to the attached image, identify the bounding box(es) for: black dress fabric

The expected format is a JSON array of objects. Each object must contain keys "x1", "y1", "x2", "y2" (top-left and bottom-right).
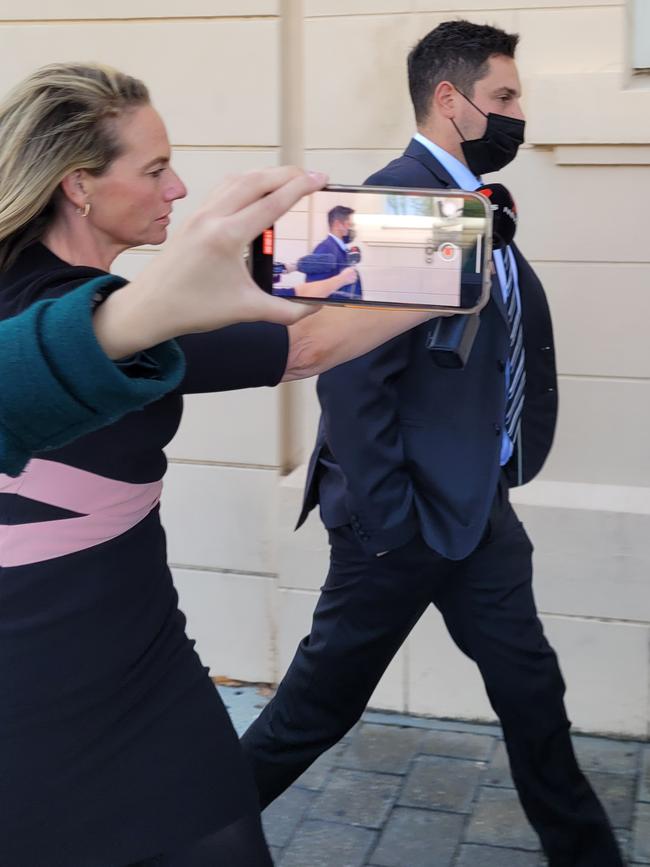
[{"x1": 0, "y1": 243, "x2": 289, "y2": 867}]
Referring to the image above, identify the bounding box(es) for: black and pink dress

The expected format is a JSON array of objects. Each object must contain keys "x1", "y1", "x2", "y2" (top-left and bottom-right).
[{"x1": 0, "y1": 243, "x2": 288, "y2": 867}]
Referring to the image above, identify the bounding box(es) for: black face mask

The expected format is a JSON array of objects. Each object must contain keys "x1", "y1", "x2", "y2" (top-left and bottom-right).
[
  {"x1": 453, "y1": 91, "x2": 525, "y2": 176},
  {"x1": 342, "y1": 228, "x2": 356, "y2": 244}
]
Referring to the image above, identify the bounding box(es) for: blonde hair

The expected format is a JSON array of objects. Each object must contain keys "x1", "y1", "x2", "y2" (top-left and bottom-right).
[{"x1": 0, "y1": 62, "x2": 149, "y2": 270}]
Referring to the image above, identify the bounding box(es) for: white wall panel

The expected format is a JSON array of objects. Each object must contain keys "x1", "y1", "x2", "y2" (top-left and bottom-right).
[
  {"x1": 541, "y1": 378, "x2": 650, "y2": 487},
  {"x1": 173, "y1": 568, "x2": 275, "y2": 683},
  {"x1": 167, "y1": 390, "x2": 282, "y2": 467},
  {"x1": 501, "y1": 149, "x2": 650, "y2": 263},
  {"x1": 543, "y1": 616, "x2": 649, "y2": 737},
  {"x1": 0, "y1": 1, "x2": 279, "y2": 17},
  {"x1": 517, "y1": 6, "x2": 623, "y2": 77},
  {"x1": 162, "y1": 462, "x2": 279, "y2": 573},
  {"x1": 537, "y1": 262, "x2": 650, "y2": 380},
  {"x1": 517, "y1": 501, "x2": 650, "y2": 622},
  {"x1": 0, "y1": 20, "x2": 279, "y2": 146},
  {"x1": 305, "y1": 0, "x2": 617, "y2": 14}
]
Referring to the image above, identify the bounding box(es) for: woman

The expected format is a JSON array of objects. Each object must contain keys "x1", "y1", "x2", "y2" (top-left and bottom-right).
[{"x1": 0, "y1": 63, "x2": 434, "y2": 867}]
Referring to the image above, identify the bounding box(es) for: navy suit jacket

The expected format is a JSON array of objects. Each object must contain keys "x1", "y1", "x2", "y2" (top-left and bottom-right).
[
  {"x1": 305, "y1": 236, "x2": 362, "y2": 299},
  {"x1": 297, "y1": 139, "x2": 558, "y2": 561}
]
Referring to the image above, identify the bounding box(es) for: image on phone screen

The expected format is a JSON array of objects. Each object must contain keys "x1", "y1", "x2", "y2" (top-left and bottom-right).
[{"x1": 263, "y1": 186, "x2": 491, "y2": 312}]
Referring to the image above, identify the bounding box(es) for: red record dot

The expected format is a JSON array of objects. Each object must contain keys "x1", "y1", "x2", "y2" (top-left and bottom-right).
[{"x1": 439, "y1": 242, "x2": 458, "y2": 261}]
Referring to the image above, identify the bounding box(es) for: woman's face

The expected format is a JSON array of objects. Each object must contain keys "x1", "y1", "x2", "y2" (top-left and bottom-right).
[{"x1": 84, "y1": 104, "x2": 187, "y2": 249}]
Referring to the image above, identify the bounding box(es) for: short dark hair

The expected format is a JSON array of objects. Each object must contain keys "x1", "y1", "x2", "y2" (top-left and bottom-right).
[
  {"x1": 407, "y1": 20, "x2": 519, "y2": 124},
  {"x1": 328, "y1": 205, "x2": 354, "y2": 227}
]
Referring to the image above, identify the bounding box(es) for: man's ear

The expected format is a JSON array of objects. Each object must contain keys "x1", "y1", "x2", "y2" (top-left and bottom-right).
[
  {"x1": 59, "y1": 169, "x2": 91, "y2": 210},
  {"x1": 433, "y1": 81, "x2": 459, "y2": 120}
]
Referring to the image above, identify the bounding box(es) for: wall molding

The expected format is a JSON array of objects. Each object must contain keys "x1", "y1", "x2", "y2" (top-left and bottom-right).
[{"x1": 552, "y1": 144, "x2": 650, "y2": 164}]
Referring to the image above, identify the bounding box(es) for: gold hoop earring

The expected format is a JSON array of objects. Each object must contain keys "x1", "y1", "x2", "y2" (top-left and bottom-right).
[{"x1": 77, "y1": 203, "x2": 91, "y2": 218}]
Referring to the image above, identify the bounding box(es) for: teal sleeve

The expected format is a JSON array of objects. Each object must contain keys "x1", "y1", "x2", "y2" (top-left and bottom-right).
[{"x1": 0, "y1": 275, "x2": 185, "y2": 477}]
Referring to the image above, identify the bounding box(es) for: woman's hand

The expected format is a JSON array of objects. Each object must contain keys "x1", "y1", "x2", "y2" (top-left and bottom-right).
[
  {"x1": 334, "y1": 266, "x2": 358, "y2": 289},
  {"x1": 291, "y1": 266, "x2": 360, "y2": 300},
  {"x1": 93, "y1": 166, "x2": 327, "y2": 358}
]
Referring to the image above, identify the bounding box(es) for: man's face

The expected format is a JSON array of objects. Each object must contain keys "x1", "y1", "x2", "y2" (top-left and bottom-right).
[
  {"x1": 333, "y1": 216, "x2": 355, "y2": 240},
  {"x1": 455, "y1": 54, "x2": 524, "y2": 141}
]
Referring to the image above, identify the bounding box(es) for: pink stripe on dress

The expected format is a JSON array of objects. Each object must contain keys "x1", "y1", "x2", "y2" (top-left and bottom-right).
[{"x1": 0, "y1": 459, "x2": 162, "y2": 567}]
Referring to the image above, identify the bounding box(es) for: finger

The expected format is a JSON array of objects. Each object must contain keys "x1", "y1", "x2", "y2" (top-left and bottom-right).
[
  {"x1": 230, "y1": 169, "x2": 328, "y2": 242},
  {"x1": 207, "y1": 172, "x2": 242, "y2": 203},
  {"x1": 207, "y1": 166, "x2": 325, "y2": 218},
  {"x1": 197, "y1": 168, "x2": 297, "y2": 218}
]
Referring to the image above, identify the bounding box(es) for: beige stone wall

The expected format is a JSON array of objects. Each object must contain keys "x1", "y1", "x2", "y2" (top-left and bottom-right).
[{"x1": 2, "y1": 1, "x2": 647, "y2": 735}]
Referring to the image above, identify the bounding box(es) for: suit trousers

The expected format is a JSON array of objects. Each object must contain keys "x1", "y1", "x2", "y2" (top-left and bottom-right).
[
  {"x1": 121, "y1": 811, "x2": 273, "y2": 867},
  {"x1": 241, "y1": 480, "x2": 623, "y2": 867}
]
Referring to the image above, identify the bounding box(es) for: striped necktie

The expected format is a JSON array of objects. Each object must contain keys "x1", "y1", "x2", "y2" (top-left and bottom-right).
[{"x1": 503, "y1": 247, "x2": 526, "y2": 445}]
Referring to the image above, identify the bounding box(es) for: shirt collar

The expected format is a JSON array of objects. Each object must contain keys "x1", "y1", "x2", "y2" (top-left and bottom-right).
[
  {"x1": 329, "y1": 233, "x2": 348, "y2": 253},
  {"x1": 412, "y1": 132, "x2": 481, "y2": 192}
]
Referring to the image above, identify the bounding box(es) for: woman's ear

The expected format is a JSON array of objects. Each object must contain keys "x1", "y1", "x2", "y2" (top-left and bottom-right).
[{"x1": 59, "y1": 169, "x2": 91, "y2": 211}]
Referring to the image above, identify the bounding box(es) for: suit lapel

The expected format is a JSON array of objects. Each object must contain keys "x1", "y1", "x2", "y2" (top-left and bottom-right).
[
  {"x1": 403, "y1": 139, "x2": 458, "y2": 189},
  {"x1": 403, "y1": 139, "x2": 508, "y2": 326},
  {"x1": 328, "y1": 236, "x2": 346, "y2": 268}
]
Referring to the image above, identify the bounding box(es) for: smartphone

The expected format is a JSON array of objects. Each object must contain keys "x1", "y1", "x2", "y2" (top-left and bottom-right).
[{"x1": 249, "y1": 184, "x2": 493, "y2": 313}]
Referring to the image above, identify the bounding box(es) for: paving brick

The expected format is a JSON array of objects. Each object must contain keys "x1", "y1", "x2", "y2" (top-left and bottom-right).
[
  {"x1": 398, "y1": 755, "x2": 483, "y2": 813},
  {"x1": 371, "y1": 807, "x2": 464, "y2": 867},
  {"x1": 362, "y1": 712, "x2": 501, "y2": 738},
  {"x1": 455, "y1": 844, "x2": 543, "y2": 866},
  {"x1": 632, "y1": 803, "x2": 650, "y2": 864},
  {"x1": 263, "y1": 786, "x2": 317, "y2": 847},
  {"x1": 572, "y1": 735, "x2": 640, "y2": 775},
  {"x1": 295, "y1": 741, "x2": 349, "y2": 792},
  {"x1": 464, "y1": 787, "x2": 540, "y2": 851},
  {"x1": 309, "y1": 768, "x2": 401, "y2": 829},
  {"x1": 278, "y1": 819, "x2": 376, "y2": 867},
  {"x1": 482, "y1": 740, "x2": 514, "y2": 788},
  {"x1": 587, "y1": 770, "x2": 637, "y2": 829},
  {"x1": 338, "y1": 723, "x2": 423, "y2": 775},
  {"x1": 419, "y1": 730, "x2": 496, "y2": 762},
  {"x1": 639, "y1": 747, "x2": 650, "y2": 803}
]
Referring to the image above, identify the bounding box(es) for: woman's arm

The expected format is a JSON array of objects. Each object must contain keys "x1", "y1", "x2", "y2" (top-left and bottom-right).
[
  {"x1": 289, "y1": 266, "x2": 359, "y2": 299},
  {"x1": 0, "y1": 278, "x2": 185, "y2": 477},
  {"x1": 282, "y1": 304, "x2": 438, "y2": 382}
]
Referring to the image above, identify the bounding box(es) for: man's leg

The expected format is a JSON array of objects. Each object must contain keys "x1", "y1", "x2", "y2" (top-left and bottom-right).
[
  {"x1": 241, "y1": 525, "x2": 444, "y2": 808},
  {"x1": 122, "y1": 812, "x2": 274, "y2": 867},
  {"x1": 433, "y1": 495, "x2": 623, "y2": 867}
]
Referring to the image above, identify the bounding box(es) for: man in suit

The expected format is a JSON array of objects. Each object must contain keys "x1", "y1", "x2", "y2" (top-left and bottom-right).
[
  {"x1": 304, "y1": 205, "x2": 362, "y2": 299},
  {"x1": 242, "y1": 20, "x2": 623, "y2": 866}
]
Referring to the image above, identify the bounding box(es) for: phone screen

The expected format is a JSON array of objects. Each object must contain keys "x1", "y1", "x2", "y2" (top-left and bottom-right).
[{"x1": 252, "y1": 185, "x2": 492, "y2": 312}]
